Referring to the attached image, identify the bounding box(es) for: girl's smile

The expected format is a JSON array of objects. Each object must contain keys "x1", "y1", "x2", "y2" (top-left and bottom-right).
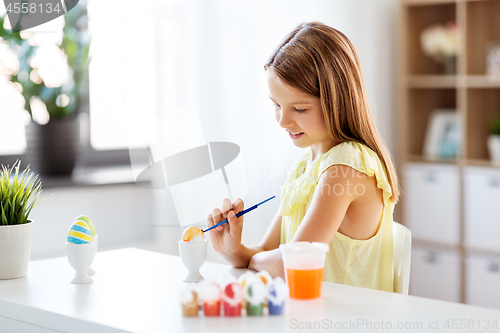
[
  {"x1": 289, "y1": 132, "x2": 304, "y2": 139},
  {"x1": 266, "y1": 69, "x2": 336, "y2": 161}
]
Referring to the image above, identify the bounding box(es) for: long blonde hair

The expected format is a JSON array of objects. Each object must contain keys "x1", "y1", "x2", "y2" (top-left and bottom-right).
[{"x1": 265, "y1": 22, "x2": 400, "y2": 203}]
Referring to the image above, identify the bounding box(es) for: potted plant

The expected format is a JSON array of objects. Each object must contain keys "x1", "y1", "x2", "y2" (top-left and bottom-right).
[
  {"x1": 0, "y1": 161, "x2": 47, "y2": 279},
  {"x1": 0, "y1": 5, "x2": 90, "y2": 175},
  {"x1": 488, "y1": 116, "x2": 500, "y2": 164}
]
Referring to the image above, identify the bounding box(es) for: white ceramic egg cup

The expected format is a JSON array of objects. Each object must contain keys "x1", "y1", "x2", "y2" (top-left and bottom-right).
[
  {"x1": 67, "y1": 242, "x2": 95, "y2": 284},
  {"x1": 178, "y1": 239, "x2": 207, "y2": 282},
  {"x1": 88, "y1": 234, "x2": 98, "y2": 275}
]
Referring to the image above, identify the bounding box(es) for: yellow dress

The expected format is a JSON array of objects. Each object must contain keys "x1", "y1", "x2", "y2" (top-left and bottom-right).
[{"x1": 279, "y1": 141, "x2": 394, "y2": 292}]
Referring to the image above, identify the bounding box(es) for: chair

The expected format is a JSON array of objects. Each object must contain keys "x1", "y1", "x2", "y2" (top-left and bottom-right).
[{"x1": 393, "y1": 221, "x2": 412, "y2": 295}]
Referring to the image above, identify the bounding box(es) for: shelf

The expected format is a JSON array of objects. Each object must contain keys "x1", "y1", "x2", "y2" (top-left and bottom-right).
[
  {"x1": 406, "y1": 3, "x2": 456, "y2": 75},
  {"x1": 465, "y1": 88, "x2": 500, "y2": 160},
  {"x1": 407, "y1": 75, "x2": 457, "y2": 88},
  {"x1": 399, "y1": 0, "x2": 500, "y2": 307},
  {"x1": 466, "y1": 75, "x2": 500, "y2": 88},
  {"x1": 405, "y1": 0, "x2": 456, "y2": 7},
  {"x1": 466, "y1": 0, "x2": 500, "y2": 75},
  {"x1": 406, "y1": 89, "x2": 456, "y2": 156},
  {"x1": 466, "y1": 159, "x2": 500, "y2": 169},
  {"x1": 407, "y1": 154, "x2": 458, "y2": 164},
  {"x1": 406, "y1": 75, "x2": 500, "y2": 88},
  {"x1": 405, "y1": 157, "x2": 500, "y2": 169}
]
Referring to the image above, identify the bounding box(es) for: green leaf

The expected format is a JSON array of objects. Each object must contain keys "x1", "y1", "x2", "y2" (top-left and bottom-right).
[{"x1": 1, "y1": 201, "x2": 9, "y2": 225}]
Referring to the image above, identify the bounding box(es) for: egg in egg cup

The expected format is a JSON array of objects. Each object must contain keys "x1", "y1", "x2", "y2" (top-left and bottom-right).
[{"x1": 179, "y1": 226, "x2": 207, "y2": 282}]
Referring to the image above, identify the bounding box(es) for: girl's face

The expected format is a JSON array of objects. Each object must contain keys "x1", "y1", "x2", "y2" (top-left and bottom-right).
[{"x1": 266, "y1": 70, "x2": 334, "y2": 153}]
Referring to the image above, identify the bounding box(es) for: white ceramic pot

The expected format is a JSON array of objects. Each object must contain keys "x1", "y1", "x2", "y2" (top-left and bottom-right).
[
  {"x1": 488, "y1": 135, "x2": 500, "y2": 164},
  {"x1": 0, "y1": 221, "x2": 34, "y2": 279}
]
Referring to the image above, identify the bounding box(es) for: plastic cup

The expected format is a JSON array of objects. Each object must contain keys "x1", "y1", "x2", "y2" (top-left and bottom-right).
[{"x1": 279, "y1": 242, "x2": 329, "y2": 300}]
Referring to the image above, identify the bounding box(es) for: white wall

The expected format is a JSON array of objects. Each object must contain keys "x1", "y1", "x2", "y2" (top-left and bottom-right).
[
  {"x1": 148, "y1": 0, "x2": 400, "y2": 263},
  {"x1": 29, "y1": 184, "x2": 155, "y2": 260}
]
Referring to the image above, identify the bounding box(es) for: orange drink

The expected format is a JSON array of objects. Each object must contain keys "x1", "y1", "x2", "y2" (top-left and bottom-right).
[
  {"x1": 285, "y1": 267, "x2": 324, "y2": 299},
  {"x1": 279, "y1": 242, "x2": 329, "y2": 300}
]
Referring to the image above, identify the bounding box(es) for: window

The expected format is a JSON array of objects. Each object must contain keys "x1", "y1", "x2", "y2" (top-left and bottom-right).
[
  {"x1": 0, "y1": 0, "x2": 155, "y2": 164},
  {"x1": 87, "y1": 0, "x2": 157, "y2": 150}
]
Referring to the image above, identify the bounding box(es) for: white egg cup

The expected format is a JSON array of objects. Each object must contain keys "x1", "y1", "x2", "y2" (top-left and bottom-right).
[
  {"x1": 178, "y1": 239, "x2": 207, "y2": 282},
  {"x1": 88, "y1": 234, "x2": 98, "y2": 275},
  {"x1": 67, "y1": 242, "x2": 95, "y2": 284}
]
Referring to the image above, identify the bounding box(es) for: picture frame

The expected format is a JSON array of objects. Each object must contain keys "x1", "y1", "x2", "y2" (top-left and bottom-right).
[
  {"x1": 486, "y1": 42, "x2": 500, "y2": 77},
  {"x1": 423, "y1": 109, "x2": 461, "y2": 160}
]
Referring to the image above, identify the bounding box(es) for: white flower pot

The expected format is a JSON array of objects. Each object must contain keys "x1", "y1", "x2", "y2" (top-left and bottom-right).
[
  {"x1": 488, "y1": 135, "x2": 500, "y2": 164},
  {"x1": 0, "y1": 221, "x2": 34, "y2": 279}
]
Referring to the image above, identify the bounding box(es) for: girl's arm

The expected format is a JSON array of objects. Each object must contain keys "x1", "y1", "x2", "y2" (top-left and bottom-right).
[
  {"x1": 228, "y1": 211, "x2": 282, "y2": 268},
  {"x1": 248, "y1": 165, "x2": 360, "y2": 277},
  {"x1": 209, "y1": 202, "x2": 282, "y2": 268}
]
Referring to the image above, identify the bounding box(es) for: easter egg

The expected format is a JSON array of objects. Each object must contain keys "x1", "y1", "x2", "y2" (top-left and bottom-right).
[
  {"x1": 74, "y1": 215, "x2": 96, "y2": 236},
  {"x1": 68, "y1": 220, "x2": 93, "y2": 244},
  {"x1": 182, "y1": 226, "x2": 204, "y2": 242}
]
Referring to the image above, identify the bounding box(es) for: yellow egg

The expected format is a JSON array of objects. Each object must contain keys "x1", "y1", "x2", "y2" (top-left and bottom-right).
[{"x1": 182, "y1": 226, "x2": 204, "y2": 242}]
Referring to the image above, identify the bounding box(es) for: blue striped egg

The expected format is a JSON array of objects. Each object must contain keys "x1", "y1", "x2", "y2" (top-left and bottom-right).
[{"x1": 67, "y1": 220, "x2": 94, "y2": 244}]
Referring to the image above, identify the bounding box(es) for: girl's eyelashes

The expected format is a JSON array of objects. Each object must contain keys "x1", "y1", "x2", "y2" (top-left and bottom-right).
[{"x1": 271, "y1": 103, "x2": 306, "y2": 113}]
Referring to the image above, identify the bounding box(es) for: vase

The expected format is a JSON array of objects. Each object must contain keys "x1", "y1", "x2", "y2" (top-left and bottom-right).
[
  {"x1": 488, "y1": 134, "x2": 500, "y2": 164},
  {"x1": 24, "y1": 118, "x2": 80, "y2": 176},
  {"x1": 444, "y1": 56, "x2": 457, "y2": 75},
  {"x1": 0, "y1": 221, "x2": 34, "y2": 279}
]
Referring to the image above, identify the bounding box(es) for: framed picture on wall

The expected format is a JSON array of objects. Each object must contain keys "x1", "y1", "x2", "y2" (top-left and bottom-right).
[
  {"x1": 423, "y1": 109, "x2": 461, "y2": 160},
  {"x1": 486, "y1": 42, "x2": 500, "y2": 77}
]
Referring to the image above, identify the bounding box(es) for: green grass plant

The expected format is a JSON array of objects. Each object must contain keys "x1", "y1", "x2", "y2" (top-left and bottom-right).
[{"x1": 0, "y1": 161, "x2": 47, "y2": 225}]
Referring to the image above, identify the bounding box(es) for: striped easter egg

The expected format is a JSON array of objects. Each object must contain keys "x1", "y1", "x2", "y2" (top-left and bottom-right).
[{"x1": 67, "y1": 220, "x2": 94, "y2": 244}]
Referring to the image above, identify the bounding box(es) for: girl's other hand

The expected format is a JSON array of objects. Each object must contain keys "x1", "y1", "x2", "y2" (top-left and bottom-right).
[{"x1": 206, "y1": 198, "x2": 245, "y2": 259}]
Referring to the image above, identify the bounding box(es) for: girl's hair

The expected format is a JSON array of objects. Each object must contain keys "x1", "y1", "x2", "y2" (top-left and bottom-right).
[{"x1": 265, "y1": 22, "x2": 400, "y2": 203}]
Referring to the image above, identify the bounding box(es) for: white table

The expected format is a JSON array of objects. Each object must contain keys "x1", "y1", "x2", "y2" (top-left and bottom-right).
[{"x1": 0, "y1": 248, "x2": 499, "y2": 333}]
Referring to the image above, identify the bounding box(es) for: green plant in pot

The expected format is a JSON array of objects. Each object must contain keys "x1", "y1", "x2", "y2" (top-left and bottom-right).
[
  {"x1": 488, "y1": 116, "x2": 500, "y2": 164},
  {"x1": 0, "y1": 5, "x2": 90, "y2": 175},
  {"x1": 0, "y1": 161, "x2": 48, "y2": 279}
]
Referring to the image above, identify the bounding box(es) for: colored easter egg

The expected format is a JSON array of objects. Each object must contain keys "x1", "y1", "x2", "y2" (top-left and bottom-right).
[
  {"x1": 74, "y1": 215, "x2": 96, "y2": 236},
  {"x1": 68, "y1": 220, "x2": 93, "y2": 244}
]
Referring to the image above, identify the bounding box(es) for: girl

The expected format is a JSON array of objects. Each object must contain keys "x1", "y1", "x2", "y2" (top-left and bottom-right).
[{"x1": 206, "y1": 22, "x2": 400, "y2": 292}]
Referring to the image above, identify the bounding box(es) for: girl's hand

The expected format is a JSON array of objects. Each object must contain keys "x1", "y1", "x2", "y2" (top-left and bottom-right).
[{"x1": 206, "y1": 198, "x2": 245, "y2": 260}]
